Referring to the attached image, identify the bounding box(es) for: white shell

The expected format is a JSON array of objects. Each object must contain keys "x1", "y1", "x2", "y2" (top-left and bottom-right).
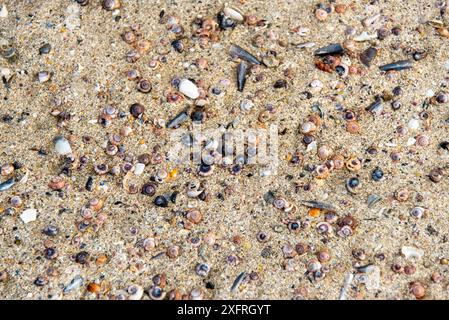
[
  {"x1": 128, "y1": 285, "x2": 144, "y2": 300},
  {"x1": 20, "y1": 208, "x2": 37, "y2": 224},
  {"x1": 408, "y1": 119, "x2": 419, "y2": 130},
  {"x1": 38, "y1": 71, "x2": 51, "y2": 82},
  {"x1": 0, "y1": 4, "x2": 8, "y2": 18},
  {"x1": 240, "y1": 99, "x2": 254, "y2": 112},
  {"x1": 54, "y1": 137, "x2": 72, "y2": 155},
  {"x1": 401, "y1": 246, "x2": 424, "y2": 260},
  {"x1": 406, "y1": 137, "x2": 416, "y2": 146},
  {"x1": 353, "y1": 31, "x2": 377, "y2": 42},
  {"x1": 179, "y1": 79, "x2": 200, "y2": 99},
  {"x1": 223, "y1": 6, "x2": 244, "y2": 22},
  {"x1": 134, "y1": 163, "x2": 145, "y2": 175}
]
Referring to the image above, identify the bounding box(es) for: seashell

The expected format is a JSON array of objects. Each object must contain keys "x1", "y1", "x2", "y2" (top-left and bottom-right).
[
  {"x1": 283, "y1": 202, "x2": 295, "y2": 213},
  {"x1": 240, "y1": 99, "x2": 253, "y2": 111},
  {"x1": 295, "y1": 26, "x2": 310, "y2": 36},
  {"x1": 186, "y1": 209, "x2": 202, "y2": 224},
  {"x1": 362, "y1": 13, "x2": 381, "y2": 28},
  {"x1": 314, "y1": 43, "x2": 344, "y2": 56},
  {"x1": 302, "y1": 200, "x2": 336, "y2": 212},
  {"x1": 229, "y1": 44, "x2": 262, "y2": 65},
  {"x1": 335, "y1": 64, "x2": 349, "y2": 78},
  {"x1": 339, "y1": 272, "x2": 354, "y2": 300},
  {"x1": 230, "y1": 272, "x2": 247, "y2": 293},
  {"x1": 379, "y1": 60, "x2": 413, "y2": 72},
  {"x1": 300, "y1": 121, "x2": 316, "y2": 134},
  {"x1": 346, "y1": 177, "x2": 361, "y2": 194},
  {"x1": 367, "y1": 194, "x2": 382, "y2": 208},
  {"x1": 38, "y1": 71, "x2": 51, "y2": 82},
  {"x1": 316, "y1": 222, "x2": 333, "y2": 235},
  {"x1": 0, "y1": 4, "x2": 8, "y2": 18},
  {"x1": 353, "y1": 31, "x2": 377, "y2": 42},
  {"x1": 155, "y1": 169, "x2": 168, "y2": 183},
  {"x1": 178, "y1": 79, "x2": 199, "y2": 99},
  {"x1": 273, "y1": 197, "x2": 287, "y2": 210},
  {"x1": 408, "y1": 118, "x2": 419, "y2": 130},
  {"x1": 149, "y1": 286, "x2": 166, "y2": 300},
  {"x1": 360, "y1": 47, "x2": 377, "y2": 67},
  {"x1": 427, "y1": 19, "x2": 445, "y2": 28},
  {"x1": 366, "y1": 97, "x2": 383, "y2": 115},
  {"x1": 102, "y1": 0, "x2": 120, "y2": 11},
  {"x1": 143, "y1": 237, "x2": 156, "y2": 250},
  {"x1": 315, "y1": 165, "x2": 330, "y2": 179},
  {"x1": 401, "y1": 246, "x2": 424, "y2": 260},
  {"x1": 410, "y1": 206, "x2": 424, "y2": 219},
  {"x1": 20, "y1": 208, "x2": 37, "y2": 224},
  {"x1": 167, "y1": 109, "x2": 189, "y2": 129},
  {"x1": 0, "y1": 177, "x2": 15, "y2": 192},
  {"x1": 295, "y1": 41, "x2": 315, "y2": 49},
  {"x1": 134, "y1": 163, "x2": 145, "y2": 175},
  {"x1": 337, "y1": 225, "x2": 353, "y2": 237},
  {"x1": 309, "y1": 79, "x2": 323, "y2": 92},
  {"x1": 48, "y1": 176, "x2": 66, "y2": 190},
  {"x1": 282, "y1": 244, "x2": 297, "y2": 259},
  {"x1": 54, "y1": 136, "x2": 72, "y2": 155},
  {"x1": 171, "y1": 39, "x2": 184, "y2": 53},
  {"x1": 63, "y1": 275, "x2": 83, "y2": 294},
  {"x1": 218, "y1": 12, "x2": 236, "y2": 29},
  {"x1": 189, "y1": 288, "x2": 204, "y2": 300},
  {"x1": 223, "y1": 6, "x2": 244, "y2": 22},
  {"x1": 237, "y1": 61, "x2": 248, "y2": 92},
  {"x1": 197, "y1": 163, "x2": 214, "y2": 176},
  {"x1": 195, "y1": 263, "x2": 210, "y2": 277},
  {"x1": 204, "y1": 138, "x2": 218, "y2": 150},
  {"x1": 306, "y1": 259, "x2": 322, "y2": 272},
  {"x1": 127, "y1": 285, "x2": 144, "y2": 300}
]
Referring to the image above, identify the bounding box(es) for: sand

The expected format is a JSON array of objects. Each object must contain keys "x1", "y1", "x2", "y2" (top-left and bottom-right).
[{"x1": 0, "y1": 0, "x2": 448, "y2": 300}]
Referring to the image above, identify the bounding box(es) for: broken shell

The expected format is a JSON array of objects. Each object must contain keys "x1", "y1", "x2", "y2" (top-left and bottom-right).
[
  {"x1": 223, "y1": 6, "x2": 244, "y2": 22},
  {"x1": 178, "y1": 79, "x2": 199, "y2": 99},
  {"x1": 54, "y1": 136, "x2": 72, "y2": 155},
  {"x1": 353, "y1": 31, "x2": 377, "y2": 42},
  {"x1": 401, "y1": 246, "x2": 424, "y2": 260},
  {"x1": 0, "y1": 177, "x2": 15, "y2": 192},
  {"x1": 20, "y1": 208, "x2": 37, "y2": 224},
  {"x1": 229, "y1": 44, "x2": 262, "y2": 65},
  {"x1": 360, "y1": 47, "x2": 377, "y2": 67},
  {"x1": 237, "y1": 61, "x2": 248, "y2": 92},
  {"x1": 314, "y1": 43, "x2": 344, "y2": 56},
  {"x1": 167, "y1": 109, "x2": 189, "y2": 129},
  {"x1": 300, "y1": 121, "x2": 317, "y2": 134},
  {"x1": 302, "y1": 200, "x2": 336, "y2": 212},
  {"x1": 38, "y1": 71, "x2": 51, "y2": 83},
  {"x1": 379, "y1": 60, "x2": 413, "y2": 72},
  {"x1": 367, "y1": 194, "x2": 382, "y2": 208}
]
